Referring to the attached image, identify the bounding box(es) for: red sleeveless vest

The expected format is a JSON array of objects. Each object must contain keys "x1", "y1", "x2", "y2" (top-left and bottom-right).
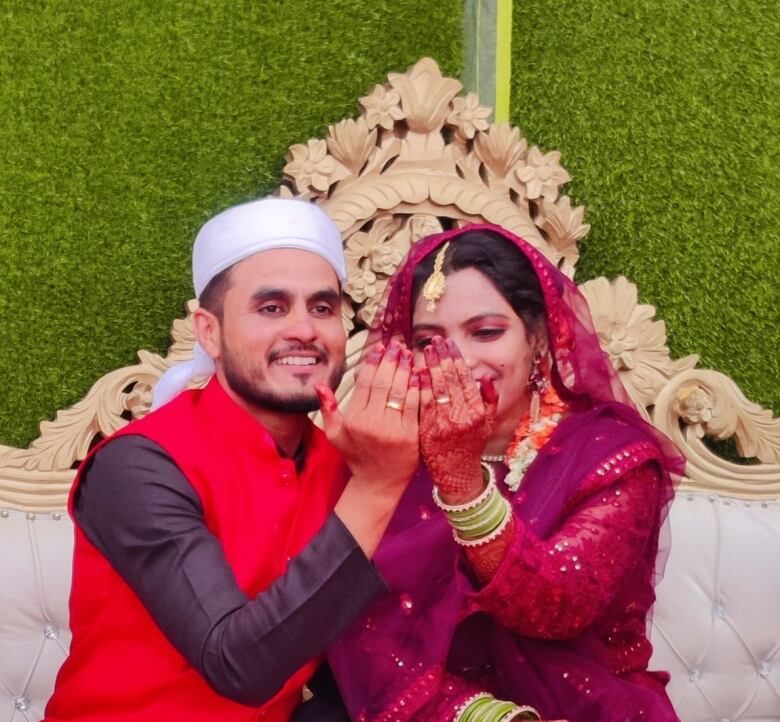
[{"x1": 45, "y1": 378, "x2": 344, "y2": 722}]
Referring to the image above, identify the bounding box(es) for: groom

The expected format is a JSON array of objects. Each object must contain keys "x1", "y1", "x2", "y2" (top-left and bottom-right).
[{"x1": 45, "y1": 198, "x2": 420, "y2": 721}]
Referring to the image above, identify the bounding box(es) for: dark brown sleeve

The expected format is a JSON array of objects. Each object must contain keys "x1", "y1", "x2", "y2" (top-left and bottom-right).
[{"x1": 75, "y1": 435, "x2": 386, "y2": 706}]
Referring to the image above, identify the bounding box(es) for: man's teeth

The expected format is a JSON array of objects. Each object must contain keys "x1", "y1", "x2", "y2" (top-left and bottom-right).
[{"x1": 275, "y1": 356, "x2": 318, "y2": 366}]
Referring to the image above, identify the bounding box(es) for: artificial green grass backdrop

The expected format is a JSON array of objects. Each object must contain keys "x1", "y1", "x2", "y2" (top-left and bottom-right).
[
  {"x1": 0, "y1": 0, "x2": 777, "y2": 449},
  {"x1": 0, "y1": 0, "x2": 462, "y2": 448},
  {"x1": 510, "y1": 0, "x2": 779, "y2": 420}
]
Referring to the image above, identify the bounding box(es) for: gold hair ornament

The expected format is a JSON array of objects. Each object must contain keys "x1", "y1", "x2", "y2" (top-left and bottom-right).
[{"x1": 422, "y1": 241, "x2": 451, "y2": 312}]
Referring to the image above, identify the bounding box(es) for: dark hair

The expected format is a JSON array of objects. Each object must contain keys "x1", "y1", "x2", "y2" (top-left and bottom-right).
[
  {"x1": 411, "y1": 230, "x2": 547, "y2": 337},
  {"x1": 198, "y1": 265, "x2": 233, "y2": 320}
]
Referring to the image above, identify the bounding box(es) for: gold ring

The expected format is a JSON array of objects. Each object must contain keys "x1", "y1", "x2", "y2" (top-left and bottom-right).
[
  {"x1": 385, "y1": 399, "x2": 404, "y2": 411},
  {"x1": 435, "y1": 396, "x2": 451, "y2": 405}
]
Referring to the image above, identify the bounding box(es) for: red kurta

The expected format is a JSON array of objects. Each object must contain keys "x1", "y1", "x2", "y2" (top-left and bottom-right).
[{"x1": 46, "y1": 378, "x2": 343, "y2": 722}]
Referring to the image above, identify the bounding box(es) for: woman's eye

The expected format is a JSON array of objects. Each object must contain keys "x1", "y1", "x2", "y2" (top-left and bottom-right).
[
  {"x1": 413, "y1": 337, "x2": 433, "y2": 350},
  {"x1": 474, "y1": 328, "x2": 504, "y2": 340}
]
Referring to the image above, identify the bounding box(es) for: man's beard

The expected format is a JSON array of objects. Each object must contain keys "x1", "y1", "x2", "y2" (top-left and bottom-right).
[{"x1": 222, "y1": 343, "x2": 345, "y2": 414}]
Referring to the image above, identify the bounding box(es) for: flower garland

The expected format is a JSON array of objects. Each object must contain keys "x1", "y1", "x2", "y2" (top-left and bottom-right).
[{"x1": 504, "y1": 362, "x2": 569, "y2": 493}]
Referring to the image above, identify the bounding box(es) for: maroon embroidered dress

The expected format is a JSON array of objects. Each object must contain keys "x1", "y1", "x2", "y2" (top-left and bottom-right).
[{"x1": 327, "y1": 225, "x2": 683, "y2": 722}]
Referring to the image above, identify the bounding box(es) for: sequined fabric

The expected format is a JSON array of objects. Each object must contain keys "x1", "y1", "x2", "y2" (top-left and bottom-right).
[
  {"x1": 328, "y1": 225, "x2": 683, "y2": 722},
  {"x1": 472, "y1": 463, "x2": 663, "y2": 665}
]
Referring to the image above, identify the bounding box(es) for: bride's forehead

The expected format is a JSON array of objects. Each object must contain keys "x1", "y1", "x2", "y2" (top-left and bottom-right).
[{"x1": 412, "y1": 268, "x2": 515, "y2": 321}]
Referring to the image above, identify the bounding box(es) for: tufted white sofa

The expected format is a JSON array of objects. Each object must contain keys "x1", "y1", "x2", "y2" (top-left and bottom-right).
[
  {"x1": 0, "y1": 510, "x2": 71, "y2": 720},
  {"x1": 1, "y1": 58, "x2": 779, "y2": 721},
  {"x1": 1, "y1": 491, "x2": 779, "y2": 721},
  {"x1": 650, "y1": 494, "x2": 780, "y2": 721}
]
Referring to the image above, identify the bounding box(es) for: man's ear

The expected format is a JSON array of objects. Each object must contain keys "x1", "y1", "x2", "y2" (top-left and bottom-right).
[{"x1": 193, "y1": 306, "x2": 221, "y2": 361}]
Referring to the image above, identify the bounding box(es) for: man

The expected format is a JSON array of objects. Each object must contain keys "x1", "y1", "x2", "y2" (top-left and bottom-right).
[{"x1": 45, "y1": 198, "x2": 420, "y2": 721}]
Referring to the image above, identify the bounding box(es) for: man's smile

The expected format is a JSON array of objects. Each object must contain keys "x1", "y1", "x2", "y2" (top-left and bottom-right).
[{"x1": 272, "y1": 356, "x2": 319, "y2": 367}]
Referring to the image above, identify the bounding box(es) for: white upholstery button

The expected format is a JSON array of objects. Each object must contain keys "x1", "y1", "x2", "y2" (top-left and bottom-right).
[
  {"x1": 688, "y1": 668, "x2": 702, "y2": 683},
  {"x1": 14, "y1": 696, "x2": 31, "y2": 711},
  {"x1": 44, "y1": 623, "x2": 59, "y2": 640},
  {"x1": 52, "y1": 512, "x2": 62, "y2": 520},
  {"x1": 758, "y1": 661, "x2": 770, "y2": 677},
  {"x1": 713, "y1": 603, "x2": 726, "y2": 618},
  {"x1": 0, "y1": 509, "x2": 9, "y2": 517},
  {"x1": 27, "y1": 512, "x2": 36, "y2": 520}
]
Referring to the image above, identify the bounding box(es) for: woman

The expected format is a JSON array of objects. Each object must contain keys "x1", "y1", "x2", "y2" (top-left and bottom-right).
[{"x1": 327, "y1": 225, "x2": 683, "y2": 722}]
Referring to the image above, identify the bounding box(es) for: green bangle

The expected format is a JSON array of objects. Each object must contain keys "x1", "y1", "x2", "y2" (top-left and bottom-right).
[
  {"x1": 448, "y1": 484, "x2": 504, "y2": 530},
  {"x1": 454, "y1": 496, "x2": 513, "y2": 548},
  {"x1": 504, "y1": 706, "x2": 541, "y2": 721},
  {"x1": 458, "y1": 696, "x2": 491, "y2": 722},
  {"x1": 455, "y1": 496, "x2": 509, "y2": 540},
  {"x1": 458, "y1": 497, "x2": 506, "y2": 532},
  {"x1": 456, "y1": 695, "x2": 524, "y2": 722},
  {"x1": 491, "y1": 701, "x2": 517, "y2": 722}
]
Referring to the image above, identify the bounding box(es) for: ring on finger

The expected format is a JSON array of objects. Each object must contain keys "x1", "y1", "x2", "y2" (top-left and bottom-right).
[
  {"x1": 435, "y1": 395, "x2": 451, "y2": 405},
  {"x1": 385, "y1": 399, "x2": 404, "y2": 411}
]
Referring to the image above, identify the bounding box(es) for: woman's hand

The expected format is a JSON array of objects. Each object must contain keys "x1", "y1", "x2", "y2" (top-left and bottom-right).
[{"x1": 420, "y1": 336, "x2": 498, "y2": 504}]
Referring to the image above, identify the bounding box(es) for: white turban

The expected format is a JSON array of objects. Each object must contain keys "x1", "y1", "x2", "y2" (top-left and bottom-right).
[{"x1": 153, "y1": 198, "x2": 346, "y2": 408}]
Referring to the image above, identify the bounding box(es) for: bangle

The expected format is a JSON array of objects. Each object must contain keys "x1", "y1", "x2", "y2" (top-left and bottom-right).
[
  {"x1": 453, "y1": 497, "x2": 512, "y2": 547},
  {"x1": 453, "y1": 488, "x2": 507, "y2": 538},
  {"x1": 453, "y1": 692, "x2": 492, "y2": 722},
  {"x1": 433, "y1": 464, "x2": 495, "y2": 513},
  {"x1": 503, "y1": 706, "x2": 541, "y2": 720},
  {"x1": 454, "y1": 693, "x2": 539, "y2": 722},
  {"x1": 434, "y1": 463, "x2": 512, "y2": 548}
]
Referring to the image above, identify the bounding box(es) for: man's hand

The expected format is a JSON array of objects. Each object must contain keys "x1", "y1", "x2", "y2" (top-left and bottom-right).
[{"x1": 316, "y1": 340, "x2": 420, "y2": 557}]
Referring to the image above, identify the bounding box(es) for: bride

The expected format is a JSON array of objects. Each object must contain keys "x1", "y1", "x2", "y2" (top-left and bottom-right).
[{"x1": 326, "y1": 225, "x2": 683, "y2": 722}]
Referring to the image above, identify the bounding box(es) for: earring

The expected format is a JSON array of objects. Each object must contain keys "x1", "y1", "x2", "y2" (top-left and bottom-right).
[{"x1": 527, "y1": 350, "x2": 549, "y2": 423}]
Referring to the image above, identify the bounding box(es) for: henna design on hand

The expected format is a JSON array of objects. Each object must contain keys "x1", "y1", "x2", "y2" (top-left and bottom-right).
[{"x1": 419, "y1": 337, "x2": 498, "y2": 504}]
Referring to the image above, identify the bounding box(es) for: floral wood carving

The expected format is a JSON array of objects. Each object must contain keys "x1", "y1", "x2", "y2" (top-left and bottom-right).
[
  {"x1": 1, "y1": 57, "x2": 778, "y2": 510},
  {"x1": 578, "y1": 277, "x2": 699, "y2": 414},
  {"x1": 653, "y1": 370, "x2": 780, "y2": 497},
  {"x1": 581, "y1": 277, "x2": 780, "y2": 498},
  {"x1": 280, "y1": 57, "x2": 582, "y2": 279},
  {"x1": 0, "y1": 301, "x2": 200, "y2": 511}
]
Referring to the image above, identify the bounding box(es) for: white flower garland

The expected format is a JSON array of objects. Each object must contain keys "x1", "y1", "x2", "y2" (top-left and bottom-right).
[{"x1": 504, "y1": 412, "x2": 563, "y2": 493}]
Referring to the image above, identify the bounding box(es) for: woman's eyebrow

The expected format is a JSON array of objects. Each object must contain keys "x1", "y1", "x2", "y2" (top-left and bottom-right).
[
  {"x1": 464, "y1": 312, "x2": 510, "y2": 324},
  {"x1": 412, "y1": 313, "x2": 510, "y2": 333},
  {"x1": 412, "y1": 322, "x2": 443, "y2": 333}
]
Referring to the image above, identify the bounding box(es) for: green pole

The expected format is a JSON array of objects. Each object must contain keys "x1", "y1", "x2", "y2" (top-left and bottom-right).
[{"x1": 463, "y1": 0, "x2": 513, "y2": 122}]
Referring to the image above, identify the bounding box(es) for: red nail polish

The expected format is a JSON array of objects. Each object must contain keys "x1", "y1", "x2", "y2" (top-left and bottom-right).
[
  {"x1": 366, "y1": 344, "x2": 384, "y2": 364},
  {"x1": 479, "y1": 377, "x2": 498, "y2": 404},
  {"x1": 445, "y1": 338, "x2": 461, "y2": 358}
]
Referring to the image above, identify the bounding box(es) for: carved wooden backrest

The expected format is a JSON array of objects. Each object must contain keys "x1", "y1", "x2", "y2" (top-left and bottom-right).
[{"x1": 1, "y1": 57, "x2": 778, "y2": 511}]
